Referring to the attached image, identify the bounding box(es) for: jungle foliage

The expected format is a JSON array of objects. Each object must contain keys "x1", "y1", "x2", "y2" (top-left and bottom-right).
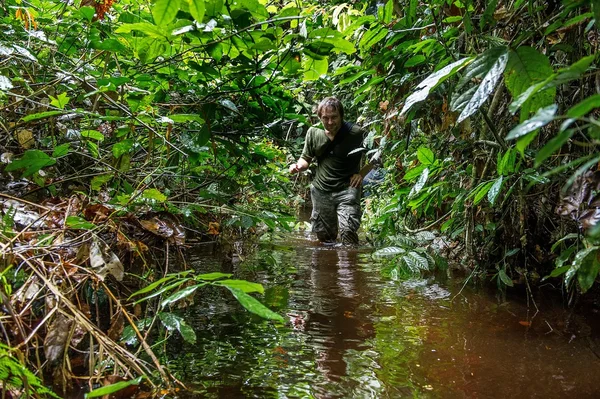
[{"x1": 0, "y1": 0, "x2": 599, "y2": 396}]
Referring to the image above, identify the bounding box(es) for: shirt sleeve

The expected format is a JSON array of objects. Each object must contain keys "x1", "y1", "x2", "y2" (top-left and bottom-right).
[{"x1": 300, "y1": 128, "x2": 315, "y2": 163}]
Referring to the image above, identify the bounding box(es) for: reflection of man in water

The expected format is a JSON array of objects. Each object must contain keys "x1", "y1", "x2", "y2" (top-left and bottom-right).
[{"x1": 301, "y1": 248, "x2": 375, "y2": 395}]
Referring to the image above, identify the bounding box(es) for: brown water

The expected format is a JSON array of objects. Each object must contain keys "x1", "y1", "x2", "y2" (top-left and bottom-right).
[{"x1": 171, "y1": 232, "x2": 600, "y2": 398}]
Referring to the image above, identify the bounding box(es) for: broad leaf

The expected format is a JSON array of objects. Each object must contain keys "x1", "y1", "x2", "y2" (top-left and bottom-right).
[
  {"x1": 504, "y1": 47, "x2": 555, "y2": 121},
  {"x1": 160, "y1": 284, "x2": 202, "y2": 308},
  {"x1": 227, "y1": 288, "x2": 285, "y2": 322},
  {"x1": 81, "y1": 130, "x2": 105, "y2": 141},
  {"x1": 401, "y1": 57, "x2": 472, "y2": 115},
  {"x1": 52, "y1": 143, "x2": 70, "y2": 158},
  {"x1": 417, "y1": 147, "x2": 435, "y2": 165},
  {"x1": 21, "y1": 110, "x2": 66, "y2": 122},
  {"x1": 510, "y1": 55, "x2": 594, "y2": 114},
  {"x1": 5, "y1": 149, "x2": 56, "y2": 177},
  {"x1": 577, "y1": 247, "x2": 600, "y2": 293},
  {"x1": 116, "y1": 23, "x2": 170, "y2": 39},
  {"x1": 197, "y1": 272, "x2": 233, "y2": 281},
  {"x1": 505, "y1": 104, "x2": 558, "y2": 140},
  {"x1": 473, "y1": 181, "x2": 495, "y2": 205},
  {"x1": 453, "y1": 47, "x2": 509, "y2": 123},
  {"x1": 189, "y1": 0, "x2": 205, "y2": 23},
  {"x1": 153, "y1": 0, "x2": 181, "y2": 25},
  {"x1": 66, "y1": 216, "x2": 96, "y2": 230}
]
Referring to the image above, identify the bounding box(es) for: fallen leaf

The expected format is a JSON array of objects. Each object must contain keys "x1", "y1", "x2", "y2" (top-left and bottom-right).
[
  {"x1": 15, "y1": 129, "x2": 34, "y2": 149},
  {"x1": 519, "y1": 321, "x2": 532, "y2": 327},
  {"x1": 44, "y1": 314, "x2": 73, "y2": 364},
  {"x1": 89, "y1": 237, "x2": 124, "y2": 281}
]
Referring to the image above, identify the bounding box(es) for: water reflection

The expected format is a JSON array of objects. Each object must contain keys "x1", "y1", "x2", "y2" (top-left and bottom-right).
[{"x1": 173, "y1": 235, "x2": 600, "y2": 398}]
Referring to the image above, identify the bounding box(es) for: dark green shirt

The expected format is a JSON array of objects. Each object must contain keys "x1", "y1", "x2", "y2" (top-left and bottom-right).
[{"x1": 300, "y1": 122, "x2": 367, "y2": 192}]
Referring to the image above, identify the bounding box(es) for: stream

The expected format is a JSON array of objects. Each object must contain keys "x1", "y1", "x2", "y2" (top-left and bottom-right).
[{"x1": 169, "y1": 230, "x2": 600, "y2": 398}]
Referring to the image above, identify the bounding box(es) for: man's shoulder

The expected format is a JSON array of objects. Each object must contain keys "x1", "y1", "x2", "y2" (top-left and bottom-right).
[{"x1": 349, "y1": 123, "x2": 366, "y2": 136}]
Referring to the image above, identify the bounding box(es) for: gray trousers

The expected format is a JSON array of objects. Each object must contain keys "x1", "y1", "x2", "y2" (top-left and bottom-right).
[{"x1": 310, "y1": 185, "x2": 362, "y2": 245}]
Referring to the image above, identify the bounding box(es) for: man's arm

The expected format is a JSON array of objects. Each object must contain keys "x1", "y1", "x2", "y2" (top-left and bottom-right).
[{"x1": 289, "y1": 157, "x2": 311, "y2": 174}]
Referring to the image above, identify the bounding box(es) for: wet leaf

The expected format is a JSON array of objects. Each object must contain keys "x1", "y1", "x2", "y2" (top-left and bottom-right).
[
  {"x1": 160, "y1": 284, "x2": 204, "y2": 308},
  {"x1": 505, "y1": 104, "x2": 558, "y2": 140},
  {"x1": 453, "y1": 47, "x2": 509, "y2": 123},
  {"x1": 408, "y1": 167, "x2": 429, "y2": 199},
  {"x1": 158, "y1": 312, "x2": 196, "y2": 343},
  {"x1": 85, "y1": 376, "x2": 143, "y2": 398},
  {"x1": 472, "y1": 181, "x2": 494, "y2": 205},
  {"x1": 487, "y1": 176, "x2": 503, "y2": 206},
  {"x1": 0, "y1": 75, "x2": 13, "y2": 91},
  {"x1": 44, "y1": 314, "x2": 73, "y2": 364},
  {"x1": 400, "y1": 57, "x2": 472, "y2": 115},
  {"x1": 576, "y1": 247, "x2": 600, "y2": 293},
  {"x1": 227, "y1": 288, "x2": 285, "y2": 322}
]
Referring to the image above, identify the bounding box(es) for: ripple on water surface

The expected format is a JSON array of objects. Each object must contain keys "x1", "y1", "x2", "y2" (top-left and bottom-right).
[{"x1": 171, "y1": 234, "x2": 600, "y2": 398}]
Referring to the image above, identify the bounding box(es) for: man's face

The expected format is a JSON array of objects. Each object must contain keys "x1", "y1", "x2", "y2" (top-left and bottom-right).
[{"x1": 319, "y1": 106, "x2": 342, "y2": 135}]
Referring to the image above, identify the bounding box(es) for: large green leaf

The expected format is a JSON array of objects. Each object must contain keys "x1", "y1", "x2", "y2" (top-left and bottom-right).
[
  {"x1": 510, "y1": 55, "x2": 595, "y2": 114},
  {"x1": 452, "y1": 47, "x2": 509, "y2": 123},
  {"x1": 303, "y1": 56, "x2": 328, "y2": 81},
  {"x1": 408, "y1": 167, "x2": 429, "y2": 199},
  {"x1": 160, "y1": 284, "x2": 204, "y2": 308},
  {"x1": 401, "y1": 57, "x2": 472, "y2": 116},
  {"x1": 5, "y1": 149, "x2": 56, "y2": 177},
  {"x1": 359, "y1": 25, "x2": 388, "y2": 51},
  {"x1": 309, "y1": 28, "x2": 355, "y2": 55},
  {"x1": 227, "y1": 288, "x2": 284, "y2": 322},
  {"x1": 373, "y1": 247, "x2": 406, "y2": 257},
  {"x1": 417, "y1": 147, "x2": 435, "y2": 165},
  {"x1": 504, "y1": 47, "x2": 555, "y2": 121},
  {"x1": 153, "y1": 0, "x2": 181, "y2": 25},
  {"x1": 158, "y1": 312, "x2": 196, "y2": 343},
  {"x1": 505, "y1": 104, "x2": 558, "y2": 140},
  {"x1": 577, "y1": 247, "x2": 600, "y2": 293},
  {"x1": 188, "y1": 0, "x2": 205, "y2": 23}
]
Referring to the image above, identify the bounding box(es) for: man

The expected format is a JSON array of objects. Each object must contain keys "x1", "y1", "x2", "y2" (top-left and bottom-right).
[{"x1": 289, "y1": 97, "x2": 375, "y2": 245}]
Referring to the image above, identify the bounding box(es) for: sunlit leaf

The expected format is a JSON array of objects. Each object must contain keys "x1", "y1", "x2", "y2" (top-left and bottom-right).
[
  {"x1": 197, "y1": 272, "x2": 233, "y2": 281},
  {"x1": 504, "y1": 47, "x2": 554, "y2": 121},
  {"x1": 473, "y1": 181, "x2": 494, "y2": 205},
  {"x1": 188, "y1": 0, "x2": 205, "y2": 22},
  {"x1": 409, "y1": 167, "x2": 429, "y2": 199},
  {"x1": 21, "y1": 110, "x2": 65, "y2": 122},
  {"x1": 417, "y1": 147, "x2": 435, "y2": 165},
  {"x1": 160, "y1": 284, "x2": 204, "y2": 308},
  {"x1": 153, "y1": 0, "x2": 181, "y2": 25},
  {"x1": 81, "y1": 130, "x2": 105, "y2": 141},
  {"x1": 142, "y1": 188, "x2": 167, "y2": 202},
  {"x1": 0, "y1": 75, "x2": 13, "y2": 91}
]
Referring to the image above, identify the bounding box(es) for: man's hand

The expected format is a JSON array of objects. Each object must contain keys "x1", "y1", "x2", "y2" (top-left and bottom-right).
[
  {"x1": 289, "y1": 159, "x2": 309, "y2": 174},
  {"x1": 349, "y1": 173, "x2": 363, "y2": 188}
]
